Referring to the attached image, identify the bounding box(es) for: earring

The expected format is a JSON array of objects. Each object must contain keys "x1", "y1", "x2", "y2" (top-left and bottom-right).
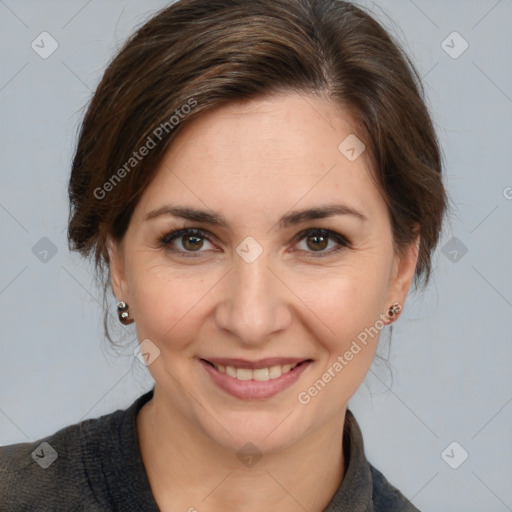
[
  {"x1": 117, "y1": 300, "x2": 134, "y2": 325},
  {"x1": 386, "y1": 302, "x2": 402, "y2": 321}
]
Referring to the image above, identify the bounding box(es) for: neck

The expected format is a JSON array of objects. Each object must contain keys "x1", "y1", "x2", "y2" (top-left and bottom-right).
[{"x1": 136, "y1": 387, "x2": 346, "y2": 512}]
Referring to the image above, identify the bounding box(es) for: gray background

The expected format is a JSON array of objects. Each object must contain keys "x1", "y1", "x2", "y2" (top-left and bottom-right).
[{"x1": 1, "y1": 0, "x2": 511, "y2": 510}]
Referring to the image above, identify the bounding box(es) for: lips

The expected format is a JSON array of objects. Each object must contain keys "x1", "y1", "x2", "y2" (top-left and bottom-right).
[
  {"x1": 199, "y1": 356, "x2": 312, "y2": 399},
  {"x1": 203, "y1": 359, "x2": 305, "y2": 381},
  {"x1": 203, "y1": 356, "x2": 308, "y2": 369}
]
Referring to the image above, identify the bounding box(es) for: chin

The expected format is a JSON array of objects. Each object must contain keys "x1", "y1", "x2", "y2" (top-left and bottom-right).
[{"x1": 195, "y1": 407, "x2": 309, "y2": 457}]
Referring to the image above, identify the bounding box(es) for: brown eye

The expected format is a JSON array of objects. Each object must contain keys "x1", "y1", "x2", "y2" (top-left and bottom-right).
[
  {"x1": 159, "y1": 227, "x2": 350, "y2": 258},
  {"x1": 182, "y1": 234, "x2": 204, "y2": 251},
  {"x1": 159, "y1": 228, "x2": 215, "y2": 256},
  {"x1": 305, "y1": 234, "x2": 328, "y2": 251},
  {"x1": 294, "y1": 228, "x2": 351, "y2": 257}
]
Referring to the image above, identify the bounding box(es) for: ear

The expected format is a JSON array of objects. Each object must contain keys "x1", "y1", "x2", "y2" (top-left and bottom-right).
[
  {"x1": 107, "y1": 235, "x2": 129, "y2": 303},
  {"x1": 385, "y1": 227, "x2": 420, "y2": 318}
]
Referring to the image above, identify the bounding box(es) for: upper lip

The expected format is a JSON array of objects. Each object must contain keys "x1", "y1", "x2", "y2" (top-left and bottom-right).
[{"x1": 201, "y1": 357, "x2": 311, "y2": 369}]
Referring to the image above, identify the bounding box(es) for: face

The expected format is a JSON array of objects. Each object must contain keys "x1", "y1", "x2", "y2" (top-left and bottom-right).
[{"x1": 109, "y1": 92, "x2": 419, "y2": 454}]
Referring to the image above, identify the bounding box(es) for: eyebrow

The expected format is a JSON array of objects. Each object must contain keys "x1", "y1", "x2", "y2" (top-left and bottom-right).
[{"x1": 144, "y1": 202, "x2": 367, "y2": 228}]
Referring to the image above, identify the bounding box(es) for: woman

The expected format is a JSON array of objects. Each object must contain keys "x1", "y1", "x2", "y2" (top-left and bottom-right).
[{"x1": 0, "y1": 0, "x2": 448, "y2": 510}]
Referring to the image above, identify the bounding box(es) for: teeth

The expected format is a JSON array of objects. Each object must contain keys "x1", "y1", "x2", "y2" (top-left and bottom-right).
[
  {"x1": 212, "y1": 362, "x2": 300, "y2": 381},
  {"x1": 253, "y1": 368, "x2": 269, "y2": 381},
  {"x1": 269, "y1": 365, "x2": 282, "y2": 379},
  {"x1": 236, "y1": 368, "x2": 252, "y2": 381}
]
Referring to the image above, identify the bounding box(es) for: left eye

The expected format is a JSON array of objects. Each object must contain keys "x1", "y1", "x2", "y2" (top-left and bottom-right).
[
  {"x1": 159, "y1": 227, "x2": 351, "y2": 257},
  {"x1": 294, "y1": 229, "x2": 348, "y2": 254}
]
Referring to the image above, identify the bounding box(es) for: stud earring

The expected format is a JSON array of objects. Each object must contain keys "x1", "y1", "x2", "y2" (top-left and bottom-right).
[
  {"x1": 386, "y1": 302, "x2": 402, "y2": 321},
  {"x1": 117, "y1": 301, "x2": 134, "y2": 325}
]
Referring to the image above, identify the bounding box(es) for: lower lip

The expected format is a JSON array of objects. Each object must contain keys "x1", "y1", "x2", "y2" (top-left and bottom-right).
[{"x1": 200, "y1": 359, "x2": 311, "y2": 400}]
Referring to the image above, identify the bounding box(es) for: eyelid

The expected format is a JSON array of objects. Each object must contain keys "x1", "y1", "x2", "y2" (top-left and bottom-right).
[
  {"x1": 158, "y1": 226, "x2": 351, "y2": 257},
  {"x1": 159, "y1": 227, "x2": 216, "y2": 250},
  {"x1": 291, "y1": 227, "x2": 351, "y2": 247}
]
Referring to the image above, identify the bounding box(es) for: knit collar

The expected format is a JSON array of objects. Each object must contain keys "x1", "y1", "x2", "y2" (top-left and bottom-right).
[{"x1": 90, "y1": 387, "x2": 373, "y2": 511}]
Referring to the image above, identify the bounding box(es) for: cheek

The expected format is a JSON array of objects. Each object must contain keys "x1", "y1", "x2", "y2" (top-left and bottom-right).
[
  {"x1": 297, "y1": 262, "x2": 390, "y2": 374},
  {"x1": 128, "y1": 262, "x2": 213, "y2": 351},
  {"x1": 296, "y1": 280, "x2": 386, "y2": 409},
  {"x1": 299, "y1": 260, "x2": 389, "y2": 335},
  {"x1": 332, "y1": 289, "x2": 383, "y2": 352}
]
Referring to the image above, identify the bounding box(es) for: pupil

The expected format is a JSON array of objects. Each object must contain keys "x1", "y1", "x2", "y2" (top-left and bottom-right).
[
  {"x1": 184, "y1": 235, "x2": 203, "y2": 250},
  {"x1": 308, "y1": 235, "x2": 327, "y2": 251}
]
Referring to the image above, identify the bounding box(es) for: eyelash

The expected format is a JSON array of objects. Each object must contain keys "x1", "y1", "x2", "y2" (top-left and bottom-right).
[{"x1": 157, "y1": 227, "x2": 352, "y2": 258}]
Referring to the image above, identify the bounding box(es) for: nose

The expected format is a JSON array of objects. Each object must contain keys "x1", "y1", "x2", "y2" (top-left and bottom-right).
[{"x1": 214, "y1": 249, "x2": 292, "y2": 346}]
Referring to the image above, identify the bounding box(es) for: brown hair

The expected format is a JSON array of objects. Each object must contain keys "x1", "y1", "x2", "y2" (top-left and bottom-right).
[{"x1": 67, "y1": 0, "x2": 450, "y2": 343}]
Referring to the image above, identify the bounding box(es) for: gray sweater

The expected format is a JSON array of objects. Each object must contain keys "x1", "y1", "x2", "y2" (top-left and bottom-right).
[{"x1": 0, "y1": 388, "x2": 420, "y2": 511}]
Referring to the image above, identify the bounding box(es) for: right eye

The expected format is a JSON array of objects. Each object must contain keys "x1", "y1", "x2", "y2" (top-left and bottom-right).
[{"x1": 159, "y1": 228, "x2": 216, "y2": 256}]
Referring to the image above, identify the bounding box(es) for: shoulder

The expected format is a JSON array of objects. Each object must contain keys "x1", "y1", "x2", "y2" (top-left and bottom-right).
[
  {"x1": 328, "y1": 409, "x2": 422, "y2": 511},
  {"x1": 369, "y1": 463, "x2": 421, "y2": 512},
  {"x1": 0, "y1": 408, "x2": 124, "y2": 511}
]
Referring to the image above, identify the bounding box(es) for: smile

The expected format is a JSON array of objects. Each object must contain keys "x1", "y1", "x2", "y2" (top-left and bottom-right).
[
  {"x1": 199, "y1": 358, "x2": 312, "y2": 400},
  {"x1": 207, "y1": 361, "x2": 301, "y2": 381}
]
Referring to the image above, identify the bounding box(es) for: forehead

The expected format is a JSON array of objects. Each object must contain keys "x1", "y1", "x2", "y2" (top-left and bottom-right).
[{"x1": 135, "y1": 93, "x2": 386, "y2": 224}]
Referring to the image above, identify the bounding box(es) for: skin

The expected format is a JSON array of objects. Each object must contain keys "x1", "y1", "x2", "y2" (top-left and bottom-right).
[{"x1": 108, "y1": 92, "x2": 419, "y2": 511}]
